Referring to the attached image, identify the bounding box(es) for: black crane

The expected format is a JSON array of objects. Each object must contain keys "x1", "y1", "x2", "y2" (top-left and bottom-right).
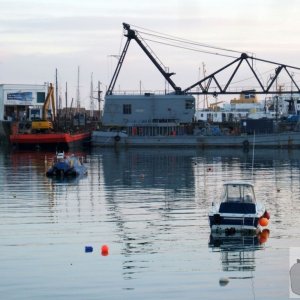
[
  {"x1": 106, "y1": 23, "x2": 182, "y2": 95},
  {"x1": 107, "y1": 23, "x2": 300, "y2": 97},
  {"x1": 183, "y1": 53, "x2": 300, "y2": 96}
]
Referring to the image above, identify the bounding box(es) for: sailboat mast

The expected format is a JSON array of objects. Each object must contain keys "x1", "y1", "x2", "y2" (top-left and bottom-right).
[
  {"x1": 76, "y1": 66, "x2": 80, "y2": 111},
  {"x1": 55, "y1": 68, "x2": 58, "y2": 114},
  {"x1": 90, "y1": 73, "x2": 94, "y2": 117},
  {"x1": 65, "y1": 82, "x2": 68, "y2": 117},
  {"x1": 98, "y1": 81, "x2": 102, "y2": 121}
]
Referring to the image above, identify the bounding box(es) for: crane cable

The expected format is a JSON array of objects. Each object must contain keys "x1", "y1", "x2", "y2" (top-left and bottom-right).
[
  {"x1": 142, "y1": 37, "x2": 239, "y2": 59},
  {"x1": 130, "y1": 23, "x2": 246, "y2": 57}
]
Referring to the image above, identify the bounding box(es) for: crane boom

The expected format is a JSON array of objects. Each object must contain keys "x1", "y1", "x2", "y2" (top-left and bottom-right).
[
  {"x1": 107, "y1": 23, "x2": 300, "y2": 97},
  {"x1": 106, "y1": 23, "x2": 182, "y2": 95},
  {"x1": 183, "y1": 53, "x2": 300, "y2": 95}
]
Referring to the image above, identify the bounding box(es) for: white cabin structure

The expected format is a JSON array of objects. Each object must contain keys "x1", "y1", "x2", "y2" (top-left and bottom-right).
[{"x1": 0, "y1": 84, "x2": 48, "y2": 121}]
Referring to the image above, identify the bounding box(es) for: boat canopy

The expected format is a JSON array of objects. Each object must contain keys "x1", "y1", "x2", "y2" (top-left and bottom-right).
[{"x1": 221, "y1": 181, "x2": 256, "y2": 203}]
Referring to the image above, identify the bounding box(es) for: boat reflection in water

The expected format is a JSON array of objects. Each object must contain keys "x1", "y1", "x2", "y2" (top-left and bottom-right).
[
  {"x1": 47, "y1": 173, "x2": 87, "y2": 185},
  {"x1": 209, "y1": 230, "x2": 270, "y2": 280}
]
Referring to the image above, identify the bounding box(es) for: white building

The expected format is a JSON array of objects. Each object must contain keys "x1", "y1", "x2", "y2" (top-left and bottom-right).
[
  {"x1": 0, "y1": 83, "x2": 48, "y2": 121},
  {"x1": 195, "y1": 91, "x2": 300, "y2": 123}
]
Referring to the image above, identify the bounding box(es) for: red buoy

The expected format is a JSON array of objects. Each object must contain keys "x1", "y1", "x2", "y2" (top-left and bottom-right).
[
  {"x1": 263, "y1": 210, "x2": 270, "y2": 220},
  {"x1": 101, "y1": 245, "x2": 109, "y2": 256}
]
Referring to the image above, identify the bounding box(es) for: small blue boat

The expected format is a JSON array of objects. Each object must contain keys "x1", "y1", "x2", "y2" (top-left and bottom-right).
[{"x1": 46, "y1": 152, "x2": 87, "y2": 177}]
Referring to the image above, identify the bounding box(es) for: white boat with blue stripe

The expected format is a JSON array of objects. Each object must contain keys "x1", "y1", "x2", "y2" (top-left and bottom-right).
[{"x1": 209, "y1": 181, "x2": 268, "y2": 233}]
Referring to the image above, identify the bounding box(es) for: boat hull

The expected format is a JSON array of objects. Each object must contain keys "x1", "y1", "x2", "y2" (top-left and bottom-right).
[
  {"x1": 10, "y1": 132, "x2": 91, "y2": 151},
  {"x1": 91, "y1": 130, "x2": 300, "y2": 148},
  {"x1": 209, "y1": 214, "x2": 260, "y2": 233}
]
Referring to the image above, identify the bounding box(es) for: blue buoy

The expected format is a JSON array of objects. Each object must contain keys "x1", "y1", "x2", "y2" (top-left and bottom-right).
[{"x1": 85, "y1": 246, "x2": 93, "y2": 253}]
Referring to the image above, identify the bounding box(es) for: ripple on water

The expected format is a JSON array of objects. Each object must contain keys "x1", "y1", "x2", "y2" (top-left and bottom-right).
[{"x1": 0, "y1": 148, "x2": 299, "y2": 299}]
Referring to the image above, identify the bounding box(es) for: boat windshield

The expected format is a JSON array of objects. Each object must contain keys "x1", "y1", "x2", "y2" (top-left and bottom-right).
[{"x1": 222, "y1": 184, "x2": 255, "y2": 203}]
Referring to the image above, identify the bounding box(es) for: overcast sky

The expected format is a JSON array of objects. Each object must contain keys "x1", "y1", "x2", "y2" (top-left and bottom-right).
[{"x1": 1, "y1": 0, "x2": 300, "y2": 108}]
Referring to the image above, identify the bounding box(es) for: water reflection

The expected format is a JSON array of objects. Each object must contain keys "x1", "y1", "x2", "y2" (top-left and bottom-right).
[
  {"x1": 1, "y1": 145, "x2": 300, "y2": 299},
  {"x1": 209, "y1": 230, "x2": 269, "y2": 275},
  {"x1": 47, "y1": 173, "x2": 87, "y2": 185},
  {"x1": 98, "y1": 148, "x2": 197, "y2": 190}
]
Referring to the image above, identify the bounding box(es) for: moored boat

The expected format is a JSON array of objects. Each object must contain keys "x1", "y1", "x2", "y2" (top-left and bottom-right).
[
  {"x1": 46, "y1": 152, "x2": 87, "y2": 177},
  {"x1": 9, "y1": 83, "x2": 92, "y2": 150},
  {"x1": 92, "y1": 23, "x2": 300, "y2": 148},
  {"x1": 91, "y1": 86, "x2": 300, "y2": 149},
  {"x1": 92, "y1": 128, "x2": 300, "y2": 148},
  {"x1": 208, "y1": 181, "x2": 270, "y2": 233},
  {"x1": 10, "y1": 129, "x2": 91, "y2": 151}
]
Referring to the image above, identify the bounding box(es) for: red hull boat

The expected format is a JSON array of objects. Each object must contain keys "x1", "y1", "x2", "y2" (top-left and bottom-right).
[{"x1": 10, "y1": 131, "x2": 91, "y2": 150}]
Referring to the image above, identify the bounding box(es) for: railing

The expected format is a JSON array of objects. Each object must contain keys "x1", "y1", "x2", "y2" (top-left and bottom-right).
[{"x1": 107, "y1": 89, "x2": 173, "y2": 96}]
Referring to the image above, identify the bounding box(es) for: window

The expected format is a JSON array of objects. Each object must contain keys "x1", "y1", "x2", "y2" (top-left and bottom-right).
[
  {"x1": 245, "y1": 93, "x2": 255, "y2": 99},
  {"x1": 225, "y1": 184, "x2": 255, "y2": 202},
  {"x1": 37, "y1": 92, "x2": 45, "y2": 103},
  {"x1": 185, "y1": 100, "x2": 194, "y2": 109},
  {"x1": 123, "y1": 104, "x2": 132, "y2": 114}
]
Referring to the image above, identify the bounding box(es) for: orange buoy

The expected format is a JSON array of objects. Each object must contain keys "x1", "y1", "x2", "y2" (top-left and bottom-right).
[
  {"x1": 259, "y1": 217, "x2": 269, "y2": 227},
  {"x1": 101, "y1": 245, "x2": 109, "y2": 256},
  {"x1": 259, "y1": 229, "x2": 270, "y2": 244}
]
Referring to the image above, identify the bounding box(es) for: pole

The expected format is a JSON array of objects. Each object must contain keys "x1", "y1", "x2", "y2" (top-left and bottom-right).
[
  {"x1": 76, "y1": 66, "x2": 80, "y2": 111},
  {"x1": 98, "y1": 81, "x2": 101, "y2": 121},
  {"x1": 90, "y1": 73, "x2": 94, "y2": 118},
  {"x1": 55, "y1": 68, "x2": 58, "y2": 114},
  {"x1": 65, "y1": 81, "x2": 68, "y2": 129},
  {"x1": 251, "y1": 131, "x2": 255, "y2": 181}
]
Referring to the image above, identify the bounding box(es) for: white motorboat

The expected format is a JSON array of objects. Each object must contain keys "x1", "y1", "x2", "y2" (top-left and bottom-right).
[{"x1": 208, "y1": 181, "x2": 270, "y2": 233}]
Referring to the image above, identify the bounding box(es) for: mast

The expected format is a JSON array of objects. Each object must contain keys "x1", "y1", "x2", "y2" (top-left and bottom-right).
[
  {"x1": 202, "y1": 62, "x2": 208, "y2": 109},
  {"x1": 64, "y1": 81, "x2": 68, "y2": 128},
  {"x1": 98, "y1": 81, "x2": 102, "y2": 121},
  {"x1": 55, "y1": 68, "x2": 58, "y2": 114},
  {"x1": 76, "y1": 66, "x2": 80, "y2": 111},
  {"x1": 65, "y1": 82, "x2": 68, "y2": 109},
  {"x1": 90, "y1": 73, "x2": 94, "y2": 117}
]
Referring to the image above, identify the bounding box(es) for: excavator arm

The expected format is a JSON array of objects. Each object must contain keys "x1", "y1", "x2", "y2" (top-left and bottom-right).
[
  {"x1": 42, "y1": 83, "x2": 55, "y2": 120},
  {"x1": 31, "y1": 83, "x2": 55, "y2": 131}
]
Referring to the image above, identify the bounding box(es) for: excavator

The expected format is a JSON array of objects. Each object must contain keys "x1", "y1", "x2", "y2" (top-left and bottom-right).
[{"x1": 31, "y1": 83, "x2": 55, "y2": 132}]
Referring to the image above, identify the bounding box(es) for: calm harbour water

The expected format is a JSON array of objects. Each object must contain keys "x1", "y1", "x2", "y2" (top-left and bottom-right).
[{"x1": 1, "y1": 146, "x2": 300, "y2": 299}]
